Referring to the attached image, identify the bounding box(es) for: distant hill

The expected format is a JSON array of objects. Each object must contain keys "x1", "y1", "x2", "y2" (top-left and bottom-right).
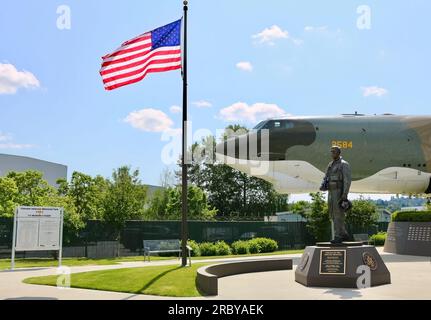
[{"x1": 371, "y1": 196, "x2": 427, "y2": 212}]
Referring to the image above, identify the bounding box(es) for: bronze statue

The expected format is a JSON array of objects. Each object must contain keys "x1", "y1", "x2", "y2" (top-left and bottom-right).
[{"x1": 320, "y1": 146, "x2": 352, "y2": 244}]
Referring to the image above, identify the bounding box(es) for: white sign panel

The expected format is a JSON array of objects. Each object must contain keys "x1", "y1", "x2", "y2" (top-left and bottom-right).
[{"x1": 14, "y1": 207, "x2": 63, "y2": 251}]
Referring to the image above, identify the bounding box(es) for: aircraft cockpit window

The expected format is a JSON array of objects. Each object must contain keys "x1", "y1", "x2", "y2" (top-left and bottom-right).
[
  {"x1": 283, "y1": 121, "x2": 294, "y2": 129},
  {"x1": 274, "y1": 121, "x2": 281, "y2": 128}
]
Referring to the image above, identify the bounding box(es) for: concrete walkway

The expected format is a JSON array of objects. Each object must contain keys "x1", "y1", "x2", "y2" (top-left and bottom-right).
[{"x1": 1, "y1": 249, "x2": 430, "y2": 300}]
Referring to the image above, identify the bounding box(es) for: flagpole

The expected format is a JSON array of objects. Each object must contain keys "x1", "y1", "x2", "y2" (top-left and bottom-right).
[{"x1": 181, "y1": 0, "x2": 189, "y2": 267}]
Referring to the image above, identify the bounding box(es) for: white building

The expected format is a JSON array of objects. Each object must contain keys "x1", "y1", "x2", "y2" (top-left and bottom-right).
[{"x1": 0, "y1": 153, "x2": 67, "y2": 187}]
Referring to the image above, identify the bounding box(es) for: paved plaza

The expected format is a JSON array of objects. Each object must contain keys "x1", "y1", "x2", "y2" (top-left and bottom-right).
[{"x1": 1, "y1": 248, "x2": 430, "y2": 300}]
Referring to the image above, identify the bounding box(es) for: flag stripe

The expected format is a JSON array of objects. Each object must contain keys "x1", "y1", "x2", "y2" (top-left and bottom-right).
[
  {"x1": 101, "y1": 47, "x2": 181, "y2": 74},
  {"x1": 121, "y1": 33, "x2": 151, "y2": 46},
  {"x1": 102, "y1": 57, "x2": 181, "y2": 83},
  {"x1": 100, "y1": 19, "x2": 181, "y2": 90},
  {"x1": 104, "y1": 64, "x2": 181, "y2": 91},
  {"x1": 104, "y1": 41, "x2": 152, "y2": 59},
  {"x1": 102, "y1": 45, "x2": 152, "y2": 64},
  {"x1": 101, "y1": 51, "x2": 181, "y2": 78},
  {"x1": 103, "y1": 60, "x2": 182, "y2": 89}
]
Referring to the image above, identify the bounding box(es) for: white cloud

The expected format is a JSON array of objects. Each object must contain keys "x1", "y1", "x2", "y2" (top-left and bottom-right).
[
  {"x1": 124, "y1": 108, "x2": 174, "y2": 133},
  {"x1": 0, "y1": 132, "x2": 35, "y2": 149},
  {"x1": 192, "y1": 100, "x2": 212, "y2": 108},
  {"x1": 236, "y1": 61, "x2": 253, "y2": 72},
  {"x1": 219, "y1": 102, "x2": 289, "y2": 123},
  {"x1": 361, "y1": 86, "x2": 388, "y2": 97},
  {"x1": 0, "y1": 63, "x2": 40, "y2": 95},
  {"x1": 252, "y1": 25, "x2": 299, "y2": 46},
  {"x1": 170, "y1": 105, "x2": 181, "y2": 114},
  {"x1": 0, "y1": 133, "x2": 12, "y2": 142}
]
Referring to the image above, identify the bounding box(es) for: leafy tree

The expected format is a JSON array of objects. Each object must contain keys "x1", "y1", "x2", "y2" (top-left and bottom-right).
[
  {"x1": 291, "y1": 200, "x2": 310, "y2": 217},
  {"x1": 346, "y1": 196, "x2": 378, "y2": 227},
  {"x1": 102, "y1": 166, "x2": 147, "y2": 233},
  {"x1": 305, "y1": 192, "x2": 330, "y2": 242},
  {"x1": 146, "y1": 188, "x2": 170, "y2": 220},
  {"x1": 185, "y1": 125, "x2": 288, "y2": 220},
  {"x1": 57, "y1": 172, "x2": 108, "y2": 221},
  {"x1": 6, "y1": 170, "x2": 55, "y2": 206},
  {"x1": 165, "y1": 185, "x2": 217, "y2": 220},
  {"x1": 0, "y1": 177, "x2": 19, "y2": 218}
]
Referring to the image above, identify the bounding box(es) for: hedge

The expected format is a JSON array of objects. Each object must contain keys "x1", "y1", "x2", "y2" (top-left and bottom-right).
[
  {"x1": 391, "y1": 211, "x2": 431, "y2": 222},
  {"x1": 190, "y1": 238, "x2": 279, "y2": 257},
  {"x1": 369, "y1": 232, "x2": 386, "y2": 246},
  {"x1": 231, "y1": 240, "x2": 250, "y2": 255}
]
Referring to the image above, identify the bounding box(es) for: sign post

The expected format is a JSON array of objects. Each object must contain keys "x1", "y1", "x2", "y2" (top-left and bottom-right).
[{"x1": 11, "y1": 206, "x2": 64, "y2": 270}]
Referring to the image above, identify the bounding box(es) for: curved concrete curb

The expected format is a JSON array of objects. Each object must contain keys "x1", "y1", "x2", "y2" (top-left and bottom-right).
[{"x1": 196, "y1": 258, "x2": 293, "y2": 296}]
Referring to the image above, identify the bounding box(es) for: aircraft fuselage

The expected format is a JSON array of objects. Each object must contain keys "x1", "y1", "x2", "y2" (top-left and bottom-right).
[{"x1": 216, "y1": 114, "x2": 431, "y2": 195}]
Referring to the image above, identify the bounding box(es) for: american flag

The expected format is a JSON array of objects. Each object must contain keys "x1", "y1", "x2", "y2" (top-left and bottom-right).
[{"x1": 100, "y1": 19, "x2": 182, "y2": 91}]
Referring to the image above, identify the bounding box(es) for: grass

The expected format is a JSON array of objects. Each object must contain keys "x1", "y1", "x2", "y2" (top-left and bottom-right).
[
  {"x1": 23, "y1": 263, "x2": 211, "y2": 297},
  {"x1": 0, "y1": 256, "x2": 171, "y2": 271},
  {"x1": 1, "y1": 249, "x2": 304, "y2": 270}
]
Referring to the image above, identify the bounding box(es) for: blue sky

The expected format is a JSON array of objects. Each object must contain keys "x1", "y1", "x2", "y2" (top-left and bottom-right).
[{"x1": 0, "y1": 1, "x2": 430, "y2": 200}]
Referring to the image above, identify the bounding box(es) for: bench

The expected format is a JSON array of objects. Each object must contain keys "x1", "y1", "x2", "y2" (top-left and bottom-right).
[
  {"x1": 196, "y1": 258, "x2": 293, "y2": 296},
  {"x1": 143, "y1": 239, "x2": 192, "y2": 265}
]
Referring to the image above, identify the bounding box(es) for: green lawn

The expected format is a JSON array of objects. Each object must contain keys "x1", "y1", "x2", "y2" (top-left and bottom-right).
[
  {"x1": 24, "y1": 263, "x2": 211, "y2": 297},
  {"x1": 1, "y1": 249, "x2": 304, "y2": 270},
  {"x1": 0, "y1": 256, "x2": 171, "y2": 271}
]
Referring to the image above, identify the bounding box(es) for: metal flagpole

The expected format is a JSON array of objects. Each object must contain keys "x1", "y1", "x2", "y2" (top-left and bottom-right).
[{"x1": 181, "y1": 0, "x2": 189, "y2": 267}]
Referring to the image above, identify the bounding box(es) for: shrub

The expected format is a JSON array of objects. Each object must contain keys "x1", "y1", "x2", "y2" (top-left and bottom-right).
[
  {"x1": 214, "y1": 241, "x2": 232, "y2": 255},
  {"x1": 199, "y1": 242, "x2": 218, "y2": 256},
  {"x1": 251, "y1": 237, "x2": 278, "y2": 253},
  {"x1": 247, "y1": 239, "x2": 261, "y2": 254},
  {"x1": 231, "y1": 240, "x2": 250, "y2": 254},
  {"x1": 187, "y1": 240, "x2": 201, "y2": 257},
  {"x1": 391, "y1": 211, "x2": 431, "y2": 222},
  {"x1": 369, "y1": 232, "x2": 387, "y2": 246}
]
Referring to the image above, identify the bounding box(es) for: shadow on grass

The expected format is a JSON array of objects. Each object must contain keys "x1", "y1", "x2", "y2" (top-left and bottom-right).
[{"x1": 136, "y1": 266, "x2": 182, "y2": 294}]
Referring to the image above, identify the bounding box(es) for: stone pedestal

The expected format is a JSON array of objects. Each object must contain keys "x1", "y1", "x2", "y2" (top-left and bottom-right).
[
  {"x1": 295, "y1": 242, "x2": 391, "y2": 288},
  {"x1": 384, "y1": 222, "x2": 431, "y2": 256}
]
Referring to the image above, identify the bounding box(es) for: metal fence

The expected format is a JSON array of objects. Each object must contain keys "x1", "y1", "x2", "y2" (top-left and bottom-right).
[{"x1": 0, "y1": 218, "x2": 389, "y2": 258}]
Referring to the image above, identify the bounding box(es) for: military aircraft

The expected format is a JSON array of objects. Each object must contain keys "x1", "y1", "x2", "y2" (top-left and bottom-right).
[{"x1": 215, "y1": 114, "x2": 431, "y2": 195}]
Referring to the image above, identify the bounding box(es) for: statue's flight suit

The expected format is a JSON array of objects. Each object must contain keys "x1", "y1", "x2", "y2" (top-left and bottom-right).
[{"x1": 323, "y1": 156, "x2": 352, "y2": 241}]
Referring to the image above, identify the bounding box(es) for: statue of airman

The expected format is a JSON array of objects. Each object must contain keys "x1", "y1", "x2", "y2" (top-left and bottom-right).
[{"x1": 320, "y1": 146, "x2": 352, "y2": 244}]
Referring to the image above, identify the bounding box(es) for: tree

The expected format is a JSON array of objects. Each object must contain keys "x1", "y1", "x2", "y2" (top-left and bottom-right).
[
  {"x1": 146, "y1": 188, "x2": 170, "y2": 220},
  {"x1": 159, "y1": 167, "x2": 176, "y2": 188},
  {"x1": 185, "y1": 125, "x2": 288, "y2": 220},
  {"x1": 346, "y1": 196, "x2": 378, "y2": 227},
  {"x1": 0, "y1": 177, "x2": 19, "y2": 218},
  {"x1": 57, "y1": 172, "x2": 108, "y2": 221},
  {"x1": 291, "y1": 200, "x2": 310, "y2": 217},
  {"x1": 102, "y1": 166, "x2": 148, "y2": 233},
  {"x1": 305, "y1": 192, "x2": 330, "y2": 242},
  {"x1": 6, "y1": 170, "x2": 55, "y2": 206},
  {"x1": 165, "y1": 185, "x2": 217, "y2": 220}
]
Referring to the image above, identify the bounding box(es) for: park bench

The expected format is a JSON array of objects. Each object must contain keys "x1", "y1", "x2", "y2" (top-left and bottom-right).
[{"x1": 143, "y1": 239, "x2": 192, "y2": 265}]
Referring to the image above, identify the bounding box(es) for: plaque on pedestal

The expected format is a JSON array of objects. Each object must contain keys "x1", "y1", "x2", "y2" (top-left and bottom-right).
[{"x1": 295, "y1": 243, "x2": 391, "y2": 288}]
